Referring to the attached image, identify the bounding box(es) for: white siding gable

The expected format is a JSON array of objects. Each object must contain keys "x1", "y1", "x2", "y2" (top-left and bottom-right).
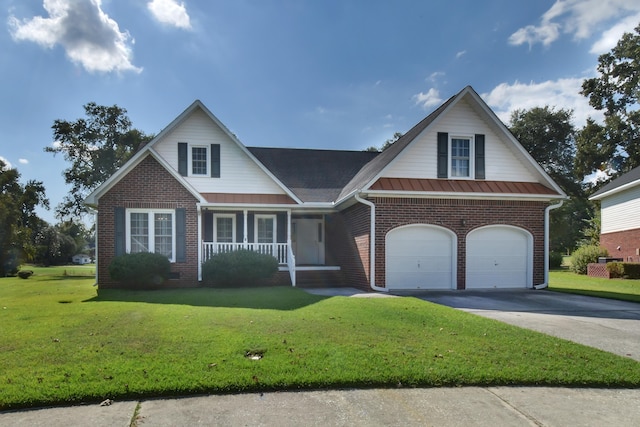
[
  {"x1": 154, "y1": 109, "x2": 286, "y2": 195},
  {"x1": 381, "y1": 99, "x2": 538, "y2": 182},
  {"x1": 601, "y1": 184, "x2": 640, "y2": 234}
]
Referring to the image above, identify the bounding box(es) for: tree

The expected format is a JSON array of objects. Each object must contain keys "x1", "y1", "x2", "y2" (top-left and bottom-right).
[
  {"x1": 365, "y1": 132, "x2": 403, "y2": 152},
  {"x1": 45, "y1": 103, "x2": 154, "y2": 219},
  {"x1": 0, "y1": 160, "x2": 49, "y2": 275},
  {"x1": 509, "y1": 106, "x2": 590, "y2": 252},
  {"x1": 580, "y1": 23, "x2": 640, "y2": 180}
]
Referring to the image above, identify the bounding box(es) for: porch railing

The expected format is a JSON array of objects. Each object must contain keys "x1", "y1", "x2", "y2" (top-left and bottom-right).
[{"x1": 202, "y1": 242, "x2": 289, "y2": 265}]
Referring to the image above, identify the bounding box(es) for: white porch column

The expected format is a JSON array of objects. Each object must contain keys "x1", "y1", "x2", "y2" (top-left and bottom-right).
[
  {"x1": 197, "y1": 204, "x2": 202, "y2": 281},
  {"x1": 243, "y1": 209, "x2": 248, "y2": 249},
  {"x1": 287, "y1": 210, "x2": 291, "y2": 242}
]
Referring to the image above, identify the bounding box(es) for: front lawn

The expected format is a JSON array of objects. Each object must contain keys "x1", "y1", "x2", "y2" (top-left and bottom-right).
[
  {"x1": 1, "y1": 266, "x2": 640, "y2": 410},
  {"x1": 549, "y1": 270, "x2": 640, "y2": 303}
]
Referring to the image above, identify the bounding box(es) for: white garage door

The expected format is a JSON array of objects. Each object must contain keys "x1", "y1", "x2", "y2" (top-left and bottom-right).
[
  {"x1": 466, "y1": 226, "x2": 532, "y2": 289},
  {"x1": 386, "y1": 225, "x2": 456, "y2": 290}
]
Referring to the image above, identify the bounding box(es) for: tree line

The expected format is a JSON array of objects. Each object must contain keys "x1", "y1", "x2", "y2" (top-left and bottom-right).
[{"x1": 2, "y1": 24, "x2": 640, "y2": 275}]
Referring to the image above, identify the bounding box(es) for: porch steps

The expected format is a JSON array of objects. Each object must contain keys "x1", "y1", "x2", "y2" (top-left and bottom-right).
[{"x1": 295, "y1": 269, "x2": 346, "y2": 288}]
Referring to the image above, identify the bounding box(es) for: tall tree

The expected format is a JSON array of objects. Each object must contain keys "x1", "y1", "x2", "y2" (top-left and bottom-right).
[
  {"x1": 509, "y1": 106, "x2": 590, "y2": 252},
  {"x1": 0, "y1": 160, "x2": 49, "y2": 275},
  {"x1": 580, "y1": 23, "x2": 640, "y2": 180},
  {"x1": 45, "y1": 103, "x2": 154, "y2": 219}
]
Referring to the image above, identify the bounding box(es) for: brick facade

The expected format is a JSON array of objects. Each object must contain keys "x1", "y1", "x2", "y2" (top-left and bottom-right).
[
  {"x1": 600, "y1": 228, "x2": 640, "y2": 263},
  {"x1": 326, "y1": 208, "x2": 370, "y2": 290},
  {"x1": 372, "y1": 197, "x2": 548, "y2": 289},
  {"x1": 97, "y1": 155, "x2": 199, "y2": 288}
]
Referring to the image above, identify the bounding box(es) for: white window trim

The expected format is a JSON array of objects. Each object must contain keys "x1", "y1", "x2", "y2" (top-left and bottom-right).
[
  {"x1": 125, "y1": 209, "x2": 176, "y2": 262},
  {"x1": 449, "y1": 135, "x2": 474, "y2": 179},
  {"x1": 188, "y1": 144, "x2": 209, "y2": 177},
  {"x1": 254, "y1": 214, "x2": 277, "y2": 244},
  {"x1": 213, "y1": 214, "x2": 236, "y2": 243}
]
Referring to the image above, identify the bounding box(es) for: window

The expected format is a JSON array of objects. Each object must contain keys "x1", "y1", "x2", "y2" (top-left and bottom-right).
[
  {"x1": 126, "y1": 209, "x2": 175, "y2": 261},
  {"x1": 191, "y1": 146, "x2": 208, "y2": 176},
  {"x1": 214, "y1": 214, "x2": 235, "y2": 243},
  {"x1": 255, "y1": 215, "x2": 276, "y2": 244},
  {"x1": 450, "y1": 136, "x2": 473, "y2": 178}
]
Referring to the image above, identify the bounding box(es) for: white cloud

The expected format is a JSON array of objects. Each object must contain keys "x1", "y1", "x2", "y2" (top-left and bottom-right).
[
  {"x1": 508, "y1": 0, "x2": 640, "y2": 48},
  {"x1": 147, "y1": 0, "x2": 191, "y2": 30},
  {"x1": 455, "y1": 50, "x2": 467, "y2": 59},
  {"x1": 8, "y1": 0, "x2": 141, "y2": 74},
  {"x1": 18, "y1": 158, "x2": 29, "y2": 165},
  {"x1": 590, "y1": 12, "x2": 640, "y2": 54},
  {"x1": 413, "y1": 88, "x2": 443, "y2": 109},
  {"x1": 481, "y1": 79, "x2": 603, "y2": 126},
  {"x1": 427, "y1": 71, "x2": 445, "y2": 82}
]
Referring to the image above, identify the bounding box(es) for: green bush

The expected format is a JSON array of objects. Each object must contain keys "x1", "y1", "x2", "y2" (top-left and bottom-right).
[
  {"x1": 549, "y1": 252, "x2": 563, "y2": 269},
  {"x1": 202, "y1": 249, "x2": 279, "y2": 287},
  {"x1": 108, "y1": 252, "x2": 171, "y2": 288},
  {"x1": 570, "y1": 245, "x2": 608, "y2": 275},
  {"x1": 17, "y1": 270, "x2": 33, "y2": 279},
  {"x1": 606, "y1": 262, "x2": 624, "y2": 278}
]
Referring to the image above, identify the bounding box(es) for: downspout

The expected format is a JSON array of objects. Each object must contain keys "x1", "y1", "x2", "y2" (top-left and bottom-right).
[
  {"x1": 533, "y1": 200, "x2": 564, "y2": 290},
  {"x1": 354, "y1": 193, "x2": 388, "y2": 293}
]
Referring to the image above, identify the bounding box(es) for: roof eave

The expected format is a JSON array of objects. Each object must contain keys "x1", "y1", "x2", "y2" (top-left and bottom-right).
[{"x1": 589, "y1": 179, "x2": 640, "y2": 201}]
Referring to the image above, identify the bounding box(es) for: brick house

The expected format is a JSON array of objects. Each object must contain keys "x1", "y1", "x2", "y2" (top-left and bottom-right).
[
  {"x1": 589, "y1": 166, "x2": 640, "y2": 263},
  {"x1": 85, "y1": 86, "x2": 566, "y2": 291}
]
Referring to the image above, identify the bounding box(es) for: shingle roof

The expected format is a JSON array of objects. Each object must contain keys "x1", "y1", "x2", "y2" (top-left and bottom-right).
[
  {"x1": 247, "y1": 147, "x2": 379, "y2": 203},
  {"x1": 590, "y1": 165, "x2": 640, "y2": 200},
  {"x1": 336, "y1": 90, "x2": 458, "y2": 201}
]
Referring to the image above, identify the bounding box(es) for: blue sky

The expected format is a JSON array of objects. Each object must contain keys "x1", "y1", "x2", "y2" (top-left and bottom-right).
[{"x1": 2, "y1": 0, "x2": 640, "y2": 224}]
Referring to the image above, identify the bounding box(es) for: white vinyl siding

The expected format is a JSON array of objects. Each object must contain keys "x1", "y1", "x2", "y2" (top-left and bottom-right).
[
  {"x1": 154, "y1": 109, "x2": 286, "y2": 195},
  {"x1": 381, "y1": 98, "x2": 539, "y2": 182},
  {"x1": 601, "y1": 185, "x2": 640, "y2": 234},
  {"x1": 126, "y1": 209, "x2": 176, "y2": 262}
]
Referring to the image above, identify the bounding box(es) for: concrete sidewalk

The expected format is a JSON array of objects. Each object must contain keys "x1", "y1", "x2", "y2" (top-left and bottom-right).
[{"x1": 2, "y1": 387, "x2": 640, "y2": 426}]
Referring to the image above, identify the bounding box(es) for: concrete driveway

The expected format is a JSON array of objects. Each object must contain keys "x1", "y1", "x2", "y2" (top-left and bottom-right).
[{"x1": 413, "y1": 289, "x2": 640, "y2": 361}]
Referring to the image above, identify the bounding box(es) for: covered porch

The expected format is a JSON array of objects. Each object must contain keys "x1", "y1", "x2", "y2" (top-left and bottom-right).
[{"x1": 198, "y1": 205, "x2": 338, "y2": 286}]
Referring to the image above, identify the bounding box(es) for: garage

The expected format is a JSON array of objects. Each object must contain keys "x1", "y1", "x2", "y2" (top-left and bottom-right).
[
  {"x1": 466, "y1": 225, "x2": 532, "y2": 289},
  {"x1": 385, "y1": 225, "x2": 456, "y2": 290}
]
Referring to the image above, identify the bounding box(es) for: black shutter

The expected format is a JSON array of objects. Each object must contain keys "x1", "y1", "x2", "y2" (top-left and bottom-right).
[
  {"x1": 235, "y1": 213, "x2": 243, "y2": 243},
  {"x1": 178, "y1": 143, "x2": 188, "y2": 176},
  {"x1": 437, "y1": 132, "x2": 448, "y2": 178},
  {"x1": 475, "y1": 134, "x2": 485, "y2": 179},
  {"x1": 114, "y1": 207, "x2": 126, "y2": 256},
  {"x1": 211, "y1": 144, "x2": 220, "y2": 178},
  {"x1": 175, "y1": 208, "x2": 186, "y2": 263},
  {"x1": 203, "y1": 211, "x2": 213, "y2": 242}
]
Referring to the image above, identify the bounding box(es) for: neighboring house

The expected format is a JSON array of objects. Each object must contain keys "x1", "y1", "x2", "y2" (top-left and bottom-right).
[
  {"x1": 589, "y1": 166, "x2": 640, "y2": 262},
  {"x1": 72, "y1": 254, "x2": 92, "y2": 265},
  {"x1": 85, "y1": 86, "x2": 566, "y2": 291}
]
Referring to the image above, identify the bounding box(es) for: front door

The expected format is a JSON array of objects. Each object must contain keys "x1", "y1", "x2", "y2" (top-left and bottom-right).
[{"x1": 292, "y1": 218, "x2": 325, "y2": 265}]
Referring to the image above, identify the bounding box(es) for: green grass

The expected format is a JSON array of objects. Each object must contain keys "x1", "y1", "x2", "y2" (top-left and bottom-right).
[
  {"x1": 1, "y1": 266, "x2": 640, "y2": 410},
  {"x1": 549, "y1": 269, "x2": 640, "y2": 302}
]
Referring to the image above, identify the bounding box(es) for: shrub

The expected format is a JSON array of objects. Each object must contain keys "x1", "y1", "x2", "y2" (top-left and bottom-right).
[
  {"x1": 17, "y1": 270, "x2": 33, "y2": 279},
  {"x1": 570, "y1": 245, "x2": 608, "y2": 275},
  {"x1": 606, "y1": 262, "x2": 624, "y2": 278},
  {"x1": 549, "y1": 251, "x2": 563, "y2": 269},
  {"x1": 108, "y1": 252, "x2": 171, "y2": 288},
  {"x1": 202, "y1": 249, "x2": 278, "y2": 287}
]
